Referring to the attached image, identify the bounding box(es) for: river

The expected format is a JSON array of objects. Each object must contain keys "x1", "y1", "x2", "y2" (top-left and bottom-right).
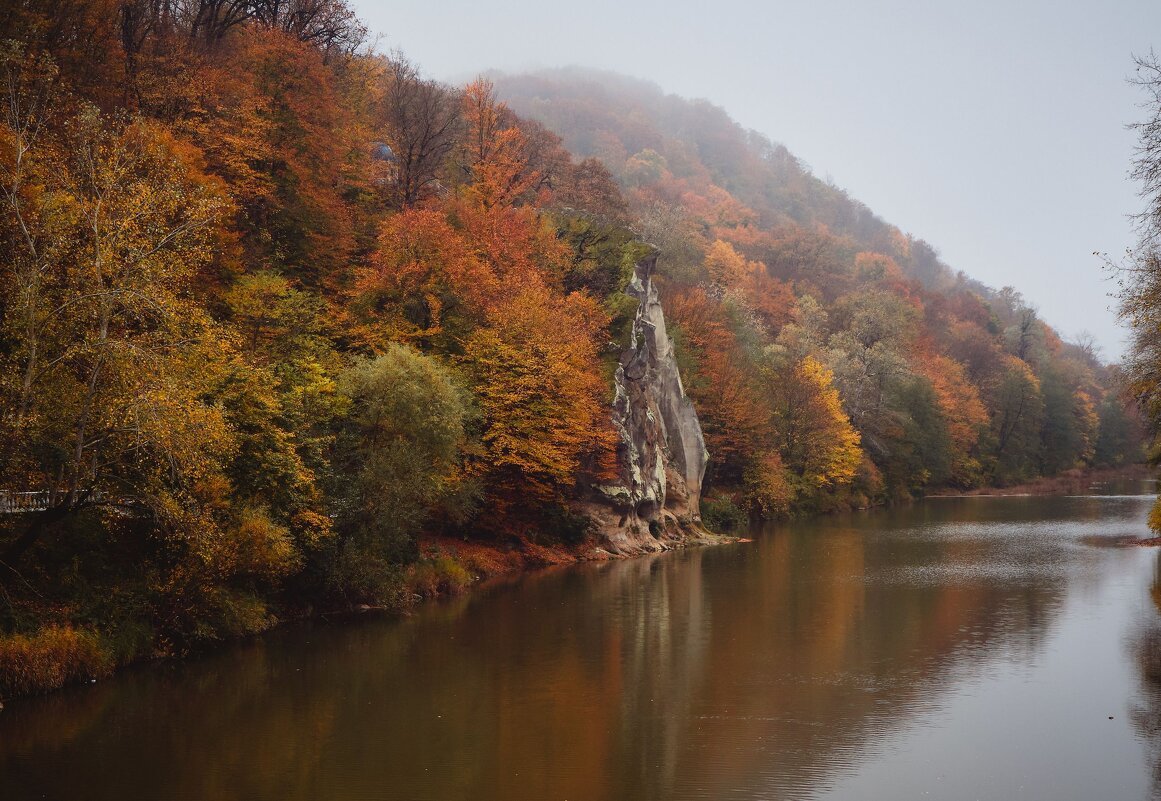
[{"x1": 2, "y1": 483, "x2": 1160, "y2": 800}]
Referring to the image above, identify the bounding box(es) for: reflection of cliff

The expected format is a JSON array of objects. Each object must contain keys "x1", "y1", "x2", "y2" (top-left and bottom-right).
[
  {"x1": 0, "y1": 502, "x2": 1074, "y2": 801},
  {"x1": 658, "y1": 516, "x2": 1067, "y2": 799}
]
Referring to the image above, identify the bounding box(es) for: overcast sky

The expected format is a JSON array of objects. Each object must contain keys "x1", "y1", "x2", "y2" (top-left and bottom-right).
[{"x1": 353, "y1": 0, "x2": 1161, "y2": 359}]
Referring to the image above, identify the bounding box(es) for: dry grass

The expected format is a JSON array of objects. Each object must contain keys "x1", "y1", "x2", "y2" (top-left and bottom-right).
[
  {"x1": 403, "y1": 555, "x2": 473, "y2": 599},
  {"x1": 0, "y1": 625, "x2": 114, "y2": 698}
]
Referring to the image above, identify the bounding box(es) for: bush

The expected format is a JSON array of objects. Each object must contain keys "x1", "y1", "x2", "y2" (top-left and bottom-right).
[
  {"x1": 0, "y1": 626, "x2": 113, "y2": 698},
  {"x1": 404, "y1": 555, "x2": 472, "y2": 599},
  {"x1": 325, "y1": 540, "x2": 404, "y2": 607},
  {"x1": 701, "y1": 496, "x2": 748, "y2": 533},
  {"x1": 542, "y1": 504, "x2": 596, "y2": 545}
]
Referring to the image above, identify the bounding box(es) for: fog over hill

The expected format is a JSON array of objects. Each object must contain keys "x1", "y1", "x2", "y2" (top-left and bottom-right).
[{"x1": 355, "y1": 0, "x2": 1161, "y2": 358}]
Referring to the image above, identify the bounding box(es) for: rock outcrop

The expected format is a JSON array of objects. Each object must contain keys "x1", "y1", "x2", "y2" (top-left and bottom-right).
[{"x1": 587, "y1": 253, "x2": 711, "y2": 554}]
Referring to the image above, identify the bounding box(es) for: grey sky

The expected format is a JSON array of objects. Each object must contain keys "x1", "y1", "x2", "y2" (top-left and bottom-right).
[{"x1": 353, "y1": 0, "x2": 1161, "y2": 359}]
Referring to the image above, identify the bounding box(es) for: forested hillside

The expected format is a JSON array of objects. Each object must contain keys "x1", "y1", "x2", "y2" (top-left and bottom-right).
[
  {"x1": 493, "y1": 68, "x2": 1145, "y2": 514},
  {"x1": 0, "y1": 3, "x2": 1143, "y2": 695}
]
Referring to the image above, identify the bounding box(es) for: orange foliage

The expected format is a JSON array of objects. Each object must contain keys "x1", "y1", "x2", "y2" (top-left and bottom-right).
[
  {"x1": 460, "y1": 79, "x2": 539, "y2": 210},
  {"x1": 665, "y1": 287, "x2": 768, "y2": 480},
  {"x1": 918, "y1": 353, "x2": 988, "y2": 484},
  {"x1": 919, "y1": 354, "x2": 988, "y2": 452},
  {"x1": 350, "y1": 209, "x2": 493, "y2": 348},
  {"x1": 461, "y1": 280, "x2": 617, "y2": 503},
  {"x1": 452, "y1": 198, "x2": 572, "y2": 290},
  {"x1": 705, "y1": 240, "x2": 749, "y2": 285}
]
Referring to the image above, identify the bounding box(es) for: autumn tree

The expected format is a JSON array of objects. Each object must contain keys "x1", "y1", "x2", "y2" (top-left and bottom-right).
[
  {"x1": 458, "y1": 78, "x2": 539, "y2": 210},
  {"x1": 0, "y1": 104, "x2": 230, "y2": 535},
  {"x1": 759, "y1": 351, "x2": 861, "y2": 498},
  {"x1": 1118, "y1": 52, "x2": 1161, "y2": 528},
  {"x1": 349, "y1": 207, "x2": 493, "y2": 350},
  {"x1": 987, "y1": 356, "x2": 1045, "y2": 483},
  {"x1": 550, "y1": 157, "x2": 629, "y2": 223},
  {"x1": 825, "y1": 290, "x2": 916, "y2": 459},
  {"x1": 251, "y1": 0, "x2": 367, "y2": 56},
  {"x1": 635, "y1": 202, "x2": 708, "y2": 285},
  {"x1": 459, "y1": 282, "x2": 616, "y2": 509},
  {"x1": 664, "y1": 287, "x2": 768, "y2": 485},
  {"x1": 918, "y1": 354, "x2": 988, "y2": 486},
  {"x1": 220, "y1": 271, "x2": 341, "y2": 550}
]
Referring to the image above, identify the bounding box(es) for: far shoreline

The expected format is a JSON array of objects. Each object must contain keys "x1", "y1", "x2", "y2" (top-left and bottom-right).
[{"x1": 925, "y1": 464, "x2": 1152, "y2": 498}]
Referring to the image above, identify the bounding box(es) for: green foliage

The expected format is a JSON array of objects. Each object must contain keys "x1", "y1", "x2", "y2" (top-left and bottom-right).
[
  {"x1": 701, "y1": 496, "x2": 748, "y2": 533},
  {"x1": 539, "y1": 504, "x2": 596, "y2": 545},
  {"x1": 405, "y1": 554, "x2": 473, "y2": 599},
  {"x1": 1038, "y1": 366, "x2": 1088, "y2": 474},
  {"x1": 1094, "y1": 395, "x2": 1144, "y2": 467},
  {"x1": 553, "y1": 213, "x2": 640, "y2": 299},
  {"x1": 989, "y1": 359, "x2": 1046, "y2": 484},
  {"x1": 890, "y1": 377, "x2": 953, "y2": 494},
  {"x1": 0, "y1": 7, "x2": 1147, "y2": 698},
  {"x1": 328, "y1": 345, "x2": 473, "y2": 600}
]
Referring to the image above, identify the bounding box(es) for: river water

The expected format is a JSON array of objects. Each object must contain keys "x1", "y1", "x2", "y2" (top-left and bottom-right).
[{"x1": 3, "y1": 484, "x2": 1161, "y2": 800}]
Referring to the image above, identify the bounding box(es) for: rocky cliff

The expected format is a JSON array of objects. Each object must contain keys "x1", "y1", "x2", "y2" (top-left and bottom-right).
[{"x1": 586, "y1": 253, "x2": 711, "y2": 553}]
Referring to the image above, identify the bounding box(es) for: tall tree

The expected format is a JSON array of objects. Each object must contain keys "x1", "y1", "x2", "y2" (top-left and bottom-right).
[
  {"x1": 0, "y1": 105, "x2": 234, "y2": 561},
  {"x1": 1119, "y1": 52, "x2": 1161, "y2": 527},
  {"x1": 378, "y1": 54, "x2": 460, "y2": 208}
]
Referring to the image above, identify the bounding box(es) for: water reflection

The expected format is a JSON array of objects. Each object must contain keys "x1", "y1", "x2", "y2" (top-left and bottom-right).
[
  {"x1": 1130, "y1": 552, "x2": 1161, "y2": 798},
  {"x1": 0, "y1": 494, "x2": 1156, "y2": 801}
]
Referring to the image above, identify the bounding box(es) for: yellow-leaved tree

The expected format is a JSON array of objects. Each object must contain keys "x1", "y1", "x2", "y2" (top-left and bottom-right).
[{"x1": 763, "y1": 353, "x2": 862, "y2": 495}]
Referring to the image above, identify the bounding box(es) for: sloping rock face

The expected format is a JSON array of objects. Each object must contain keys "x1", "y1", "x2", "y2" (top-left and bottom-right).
[{"x1": 587, "y1": 254, "x2": 711, "y2": 554}]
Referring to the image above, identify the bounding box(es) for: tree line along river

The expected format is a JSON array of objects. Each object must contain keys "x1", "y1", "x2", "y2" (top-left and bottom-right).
[{"x1": 1, "y1": 481, "x2": 1159, "y2": 801}]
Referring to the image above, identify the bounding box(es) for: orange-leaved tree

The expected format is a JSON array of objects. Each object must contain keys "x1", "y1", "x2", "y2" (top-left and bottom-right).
[
  {"x1": 350, "y1": 207, "x2": 495, "y2": 350},
  {"x1": 459, "y1": 280, "x2": 616, "y2": 509}
]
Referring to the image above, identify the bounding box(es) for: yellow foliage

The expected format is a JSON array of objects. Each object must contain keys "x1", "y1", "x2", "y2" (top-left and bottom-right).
[
  {"x1": 1073, "y1": 389, "x2": 1100, "y2": 465},
  {"x1": 229, "y1": 506, "x2": 303, "y2": 582},
  {"x1": 705, "y1": 239, "x2": 748, "y2": 285},
  {"x1": 760, "y1": 349, "x2": 862, "y2": 498},
  {"x1": 0, "y1": 626, "x2": 113, "y2": 697},
  {"x1": 1150, "y1": 498, "x2": 1161, "y2": 534},
  {"x1": 796, "y1": 356, "x2": 862, "y2": 487}
]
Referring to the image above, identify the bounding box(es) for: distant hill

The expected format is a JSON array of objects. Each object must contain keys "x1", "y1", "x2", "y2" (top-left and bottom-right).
[{"x1": 493, "y1": 67, "x2": 989, "y2": 296}]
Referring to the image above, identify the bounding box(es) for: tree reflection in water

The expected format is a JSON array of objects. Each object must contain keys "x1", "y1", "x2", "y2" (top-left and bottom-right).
[{"x1": 1130, "y1": 551, "x2": 1161, "y2": 797}]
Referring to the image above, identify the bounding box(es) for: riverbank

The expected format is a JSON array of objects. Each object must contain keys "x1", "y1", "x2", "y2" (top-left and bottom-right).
[
  {"x1": 4, "y1": 465, "x2": 1151, "y2": 702},
  {"x1": 5, "y1": 489, "x2": 1156, "y2": 801},
  {"x1": 0, "y1": 521, "x2": 732, "y2": 703},
  {"x1": 404, "y1": 523, "x2": 732, "y2": 602},
  {"x1": 926, "y1": 464, "x2": 1152, "y2": 498}
]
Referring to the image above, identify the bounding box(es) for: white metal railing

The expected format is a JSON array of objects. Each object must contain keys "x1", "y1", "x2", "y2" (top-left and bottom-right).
[{"x1": 0, "y1": 490, "x2": 60, "y2": 513}]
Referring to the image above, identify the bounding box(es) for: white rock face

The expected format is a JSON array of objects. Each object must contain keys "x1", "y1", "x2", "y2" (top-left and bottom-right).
[{"x1": 590, "y1": 254, "x2": 710, "y2": 553}]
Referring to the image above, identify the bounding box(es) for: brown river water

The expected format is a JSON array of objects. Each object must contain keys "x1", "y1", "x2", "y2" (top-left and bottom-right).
[{"x1": 2, "y1": 481, "x2": 1160, "y2": 800}]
